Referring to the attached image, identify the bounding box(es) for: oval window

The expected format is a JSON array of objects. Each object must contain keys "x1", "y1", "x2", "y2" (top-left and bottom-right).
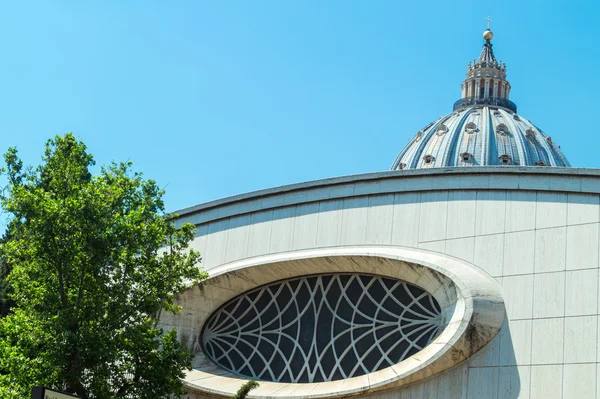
[{"x1": 201, "y1": 274, "x2": 442, "y2": 383}]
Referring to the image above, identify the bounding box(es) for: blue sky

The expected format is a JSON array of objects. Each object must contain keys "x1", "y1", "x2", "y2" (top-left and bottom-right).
[{"x1": 0, "y1": 1, "x2": 597, "y2": 212}]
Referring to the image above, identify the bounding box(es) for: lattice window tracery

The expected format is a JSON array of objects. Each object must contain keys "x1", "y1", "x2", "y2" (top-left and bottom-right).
[{"x1": 201, "y1": 274, "x2": 442, "y2": 383}]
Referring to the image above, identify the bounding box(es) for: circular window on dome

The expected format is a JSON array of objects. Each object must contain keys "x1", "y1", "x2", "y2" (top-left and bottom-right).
[
  {"x1": 465, "y1": 122, "x2": 477, "y2": 134},
  {"x1": 496, "y1": 123, "x2": 509, "y2": 135},
  {"x1": 201, "y1": 274, "x2": 442, "y2": 383}
]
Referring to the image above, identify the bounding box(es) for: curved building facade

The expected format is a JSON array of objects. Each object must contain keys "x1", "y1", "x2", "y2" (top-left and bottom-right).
[{"x1": 163, "y1": 30, "x2": 598, "y2": 399}]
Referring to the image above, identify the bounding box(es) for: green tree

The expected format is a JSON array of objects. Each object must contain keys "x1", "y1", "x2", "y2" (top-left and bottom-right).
[
  {"x1": 231, "y1": 380, "x2": 259, "y2": 399},
  {"x1": 0, "y1": 134, "x2": 207, "y2": 398}
]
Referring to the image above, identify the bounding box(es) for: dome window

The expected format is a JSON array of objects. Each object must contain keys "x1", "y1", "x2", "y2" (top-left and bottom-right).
[
  {"x1": 499, "y1": 154, "x2": 512, "y2": 165},
  {"x1": 460, "y1": 152, "x2": 473, "y2": 164},
  {"x1": 526, "y1": 129, "x2": 536, "y2": 138},
  {"x1": 398, "y1": 163, "x2": 407, "y2": 170},
  {"x1": 465, "y1": 122, "x2": 477, "y2": 134},
  {"x1": 546, "y1": 137, "x2": 554, "y2": 146},
  {"x1": 436, "y1": 124, "x2": 448, "y2": 136},
  {"x1": 423, "y1": 155, "x2": 435, "y2": 164},
  {"x1": 512, "y1": 114, "x2": 520, "y2": 121},
  {"x1": 493, "y1": 110, "x2": 502, "y2": 117},
  {"x1": 415, "y1": 130, "x2": 423, "y2": 141},
  {"x1": 536, "y1": 161, "x2": 547, "y2": 166},
  {"x1": 496, "y1": 124, "x2": 509, "y2": 135}
]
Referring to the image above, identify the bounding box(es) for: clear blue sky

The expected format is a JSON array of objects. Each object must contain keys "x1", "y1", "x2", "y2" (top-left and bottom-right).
[{"x1": 0, "y1": 1, "x2": 597, "y2": 212}]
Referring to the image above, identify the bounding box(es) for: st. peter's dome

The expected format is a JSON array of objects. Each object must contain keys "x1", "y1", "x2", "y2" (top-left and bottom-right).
[{"x1": 390, "y1": 30, "x2": 570, "y2": 170}]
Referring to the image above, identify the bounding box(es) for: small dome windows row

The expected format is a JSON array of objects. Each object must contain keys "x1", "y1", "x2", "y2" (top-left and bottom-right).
[
  {"x1": 465, "y1": 122, "x2": 477, "y2": 134},
  {"x1": 496, "y1": 124, "x2": 509, "y2": 135},
  {"x1": 499, "y1": 154, "x2": 512, "y2": 165},
  {"x1": 460, "y1": 152, "x2": 473, "y2": 163},
  {"x1": 436, "y1": 125, "x2": 449, "y2": 136}
]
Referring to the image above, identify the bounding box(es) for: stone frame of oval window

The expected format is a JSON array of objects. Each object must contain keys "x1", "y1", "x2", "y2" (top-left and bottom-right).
[{"x1": 179, "y1": 246, "x2": 505, "y2": 399}]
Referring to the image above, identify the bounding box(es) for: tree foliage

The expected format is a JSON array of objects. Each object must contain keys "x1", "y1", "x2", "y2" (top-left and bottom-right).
[
  {"x1": 0, "y1": 134, "x2": 207, "y2": 398},
  {"x1": 230, "y1": 380, "x2": 259, "y2": 399}
]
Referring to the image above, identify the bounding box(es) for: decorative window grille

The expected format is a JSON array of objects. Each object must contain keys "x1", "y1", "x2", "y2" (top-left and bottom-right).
[{"x1": 201, "y1": 274, "x2": 442, "y2": 383}]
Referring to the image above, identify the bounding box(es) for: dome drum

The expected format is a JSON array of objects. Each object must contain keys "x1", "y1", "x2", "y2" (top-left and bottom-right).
[{"x1": 453, "y1": 96, "x2": 517, "y2": 113}]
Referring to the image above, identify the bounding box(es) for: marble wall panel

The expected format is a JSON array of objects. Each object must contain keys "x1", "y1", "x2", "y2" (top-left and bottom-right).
[
  {"x1": 567, "y1": 193, "x2": 600, "y2": 225},
  {"x1": 503, "y1": 231, "x2": 535, "y2": 276},
  {"x1": 467, "y1": 367, "x2": 499, "y2": 399},
  {"x1": 533, "y1": 271, "x2": 565, "y2": 318},
  {"x1": 499, "y1": 319, "x2": 532, "y2": 366},
  {"x1": 502, "y1": 275, "x2": 534, "y2": 320},
  {"x1": 390, "y1": 193, "x2": 421, "y2": 248},
  {"x1": 566, "y1": 223, "x2": 599, "y2": 271},
  {"x1": 445, "y1": 237, "x2": 475, "y2": 264},
  {"x1": 563, "y1": 315, "x2": 597, "y2": 364},
  {"x1": 190, "y1": 224, "x2": 209, "y2": 270},
  {"x1": 565, "y1": 269, "x2": 598, "y2": 316},
  {"x1": 203, "y1": 219, "x2": 230, "y2": 270},
  {"x1": 475, "y1": 191, "x2": 506, "y2": 236},
  {"x1": 531, "y1": 318, "x2": 564, "y2": 365},
  {"x1": 340, "y1": 197, "x2": 368, "y2": 245},
  {"x1": 474, "y1": 234, "x2": 504, "y2": 277},
  {"x1": 365, "y1": 194, "x2": 394, "y2": 245},
  {"x1": 224, "y1": 214, "x2": 251, "y2": 263},
  {"x1": 534, "y1": 227, "x2": 567, "y2": 273},
  {"x1": 292, "y1": 203, "x2": 320, "y2": 250},
  {"x1": 269, "y1": 207, "x2": 296, "y2": 253},
  {"x1": 315, "y1": 200, "x2": 344, "y2": 247},
  {"x1": 563, "y1": 364, "x2": 596, "y2": 399},
  {"x1": 246, "y1": 210, "x2": 273, "y2": 258},
  {"x1": 536, "y1": 192, "x2": 568, "y2": 229},
  {"x1": 497, "y1": 366, "x2": 530, "y2": 399},
  {"x1": 446, "y1": 190, "x2": 477, "y2": 239},
  {"x1": 505, "y1": 191, "x2": 536, "y2": 233},
  {"x1": 418, "y1": 191, "x2": 448, "y2": 242},
  {"x1": 530, "y1": 365, "x2": 562, "y2": 399}
]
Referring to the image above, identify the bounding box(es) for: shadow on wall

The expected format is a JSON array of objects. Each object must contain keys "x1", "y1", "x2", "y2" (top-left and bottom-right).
[
  {"x1": 465, "y1": 313, "x2": 522, "y2": 399},
  {"x1": 361, "y1": 312, "x2": 521, "y2": 399}
]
